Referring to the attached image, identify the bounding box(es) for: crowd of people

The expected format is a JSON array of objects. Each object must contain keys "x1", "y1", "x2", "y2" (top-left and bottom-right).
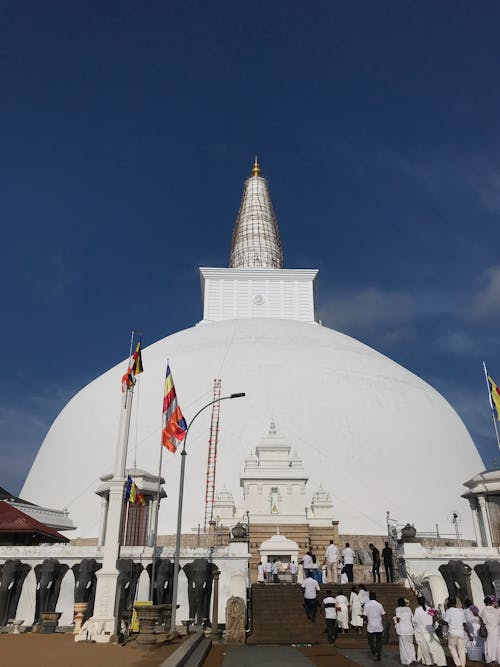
[{"x1": 256, "y1": 540, "x2": 395, "y2": 585}]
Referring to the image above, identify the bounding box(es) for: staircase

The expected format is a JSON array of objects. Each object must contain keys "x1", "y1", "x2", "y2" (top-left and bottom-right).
[{"x1": 247, "y1": 582, "x2": 418, "y2": 645}]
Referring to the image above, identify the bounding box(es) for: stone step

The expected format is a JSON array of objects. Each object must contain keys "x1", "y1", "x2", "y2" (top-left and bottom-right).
[{"x1": 248, "y1": 582, "x2": 417, "y2": 645}]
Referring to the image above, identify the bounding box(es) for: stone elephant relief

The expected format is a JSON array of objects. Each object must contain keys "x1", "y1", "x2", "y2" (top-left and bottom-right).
[
  {"x1": 183, "y1": 558, "x2": 219, "y2": 626},
  {"x1": 116, "y1": 559, "x2": 143, "y2": 618},
  {"x1": 146, "y1": 558, "x2": 177, "y2": 605},
  {"x1": 0, "y1": 560, "x2": 31, "y2": 625},
  {"x1": 71, "y1": 558, "x2": 102, "y2": 620},
  {"x1": 34, "y1": 559, "x2": 69, "y2": 623},
  {"x1": 438, "y1": 560, "x2": 471, "y2": 606},
  {"x1": 475, "y1": 560, "x2": 500, "y2": 598}
]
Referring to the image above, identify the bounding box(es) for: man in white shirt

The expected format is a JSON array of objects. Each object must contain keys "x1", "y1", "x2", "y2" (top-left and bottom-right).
[
  {"x1": 301, "y1": 573, "x2": 320, "y2": 623},
  {"x1": 322, "y1": 589, "x2": 338, "y2": 644},
  {"x1": 265, "y1": 560, "x2": 272, "y2": 584},
  {"x1": 290, "y1": 560, "x2": 298, "y2": 584},
  {"x1": 363, "y1": 591, "x2": 386, "y2": 661},
  {"x1": 325, "y1": 540, "x2": 339, "y2": 583},
  {"x1": 303, "y1": 551, "x2": 313, "y2": 578},
  {"x1": 440, "y1": 597, "x2": 472, "y2": 667},
  {"x1": 342, "y1": 542, "x2": 355, "y2": 583},
  {"x1": 257, "y1": 561, "x2": 265, "y2": 583},
  {"x1": 271, "y1": 560, "x2": 280, "y2": 584}
]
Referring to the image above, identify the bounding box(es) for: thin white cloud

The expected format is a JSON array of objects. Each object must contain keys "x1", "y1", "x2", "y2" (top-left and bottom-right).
[
  {"x1": 468, "y1": 265, "x2": 500, "y2": 322},
  {"x1": 321, "y1": 286, "x2": 415, "y2": 340}
]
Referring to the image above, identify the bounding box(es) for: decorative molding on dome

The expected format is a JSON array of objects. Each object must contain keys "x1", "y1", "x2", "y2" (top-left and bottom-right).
[{"x1": 229, "y1": 160, "x2": 283, "y2": 269}]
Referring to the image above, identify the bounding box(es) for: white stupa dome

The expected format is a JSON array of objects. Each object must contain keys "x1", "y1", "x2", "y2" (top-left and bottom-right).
[{"x1": 21, "y1": 160, "x2": 483, "y2": 539}]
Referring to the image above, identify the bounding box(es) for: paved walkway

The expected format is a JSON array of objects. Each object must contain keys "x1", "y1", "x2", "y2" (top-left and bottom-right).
[
  {"x1": 223, "y1": 645, "x2": 316, "y2": 666},
  {"x1": 222, "y1": 644, "x2": 403, "y2": 667}
]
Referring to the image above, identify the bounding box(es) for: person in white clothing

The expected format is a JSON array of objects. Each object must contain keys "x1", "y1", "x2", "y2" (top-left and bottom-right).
[
  {"x1": 336, "y1": 588, "x2": 349, "y2": 633},
  {"x1": 439, "y1": 597, "x2": 472, "y2": 667},
  {"x1": 297, "y1": 561, "x2": 305, "y2": 584},
  {"x1": 464, "y1": 599, "x2": 484, "y2": 653},
  {"x1": 271, "y1": 560, "x2": 280, "y2": 584},
  {"x1": 290, "y1": 560, "x2": 298, "y2": 584},
  {"x1": 301, "y1": 574, "x2": 320, "y2": 623},
  {"x1": 265, "y1": 560, "x2": 272, "y2": 584},
  {"x1": 342, "y1": 542, "x2": 355, "y2": 583},
  {"x1": 325, "y1": 540, "x2": 339, "y2": 583},
  {"x1": 322, "y1": 589, "x2": 338, "y2": 644},
  {"x1": 363, "y1": 592, "x2": 386, "y2": 661},
  {"x1": 257, "y1": 561, "x2": 265, "y2": 583},
  {"x1": 350, "y1": 585, "x2": 363, "y2": 631},
  {"x1": 479, "y1": 597, "x2": 499, "y2": 665},
  {"x1": 358, "y1": 584, "x2": 370, "y2": 608},
  {"x1": 303, "y1": 551, "x2": 313, "y2": 578},
  {"x1": 395, "y1": 597, "x2": 416, "y2": 665},
  {"x1": 413, "y1": 597, "x2": 446, "y2": 666},
  {"x1": 340, "y1": 568, "x2": 349, "y2": 584}
]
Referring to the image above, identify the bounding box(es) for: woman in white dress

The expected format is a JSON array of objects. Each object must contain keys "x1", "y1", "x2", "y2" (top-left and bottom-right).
[
  {"x1": 336, "y1": 588, "x2": 349, "y2": 633},
  {"x1": 464, "y1": 599, "x2": 484, "y2": 655},
  {"x1": 350, "y1": 585, "x2": 364, "y2": 632},
  {"x1": 479, "y1": 597, "x2": 499, "y2": 665},
  {"x1": 297, "y1": 561, "x2": 305, "y2": 584},
  {"x1": 358, "y1": 584, "x2": 370, "y2": 608},
  {"x1": 395, "y1": 597, "x2": 416, "y2": 665},
  {"x1": 413, "y1": 596, "x2": 446, "y2": 666}
]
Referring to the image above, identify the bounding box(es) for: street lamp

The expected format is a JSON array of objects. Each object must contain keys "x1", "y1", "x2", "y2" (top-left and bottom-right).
[{"x1": 169, "y1": 391, "x2": 245, "y2": 633}]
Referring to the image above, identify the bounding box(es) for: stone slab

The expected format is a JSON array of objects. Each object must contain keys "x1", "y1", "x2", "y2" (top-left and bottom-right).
[{"x1": 223, "y1": 645, "x2": 316, "y2": 667}]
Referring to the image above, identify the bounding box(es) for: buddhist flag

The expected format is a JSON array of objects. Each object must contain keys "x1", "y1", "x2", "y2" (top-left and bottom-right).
[
  {"x1": 122, "y1": 339, "x2": 144, "y2": 392},
  {"x1": 124, "y1": 475, "x2": 133, "y2": 501},
  {"x1": 136, "y1": 490, "x2": 146, "y2": 506},
  {"x1": 488, "y1": 375, "x2": 500, "y2": 421},
  {"x1": 161, "y1": 364, "x2": 187, "y2": 454}
]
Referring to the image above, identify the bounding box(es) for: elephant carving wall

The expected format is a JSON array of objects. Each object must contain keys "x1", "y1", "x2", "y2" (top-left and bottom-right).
[
  {"x1": 34, "y1": 559, "x2": 69, "y2": 623},
  {"x1": 183, "y1": 558, "x2": 219, "y2": 626},
  {"x1": 0, "y1": 559, "x2": 31, "y2": 625}
]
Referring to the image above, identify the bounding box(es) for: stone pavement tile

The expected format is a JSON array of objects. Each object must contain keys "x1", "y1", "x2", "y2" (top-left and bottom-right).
[
  {"x1": 223, "y1": 645, "x2": 317, "y2": 667},
  {"x1": 336, "y1": 647, "x2": 401, "y2": 667}
]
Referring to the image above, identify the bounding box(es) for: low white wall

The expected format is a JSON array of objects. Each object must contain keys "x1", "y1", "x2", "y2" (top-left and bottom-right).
[
  {"x1": 0, "y1": 540, "x2": 250, "y2": 627},
  {"x1": 399, "y1": 542, "x2": 500, "y2": 607}
]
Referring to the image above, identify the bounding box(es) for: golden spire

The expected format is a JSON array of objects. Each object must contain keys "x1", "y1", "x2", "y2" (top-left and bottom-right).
[{"x1": 252, "y1": 155, "x2": 261, "y2": 177}]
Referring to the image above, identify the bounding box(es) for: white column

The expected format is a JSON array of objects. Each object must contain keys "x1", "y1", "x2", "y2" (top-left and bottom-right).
[
  {"x1": 81, "y1": 387, "x2": 134, "y2": 643},
  {"x1": 98, "y1": 497, "x2": 109, "y2": 548},
  {"x1": 469, "y1": 498, "x2": 482, "y2": 546},
  {"x1": 148, "y1": 498, "x2": 158, "y2": 546},
  {"x1": 478, "y1": 495, "x2": 493, "y2": 547}
]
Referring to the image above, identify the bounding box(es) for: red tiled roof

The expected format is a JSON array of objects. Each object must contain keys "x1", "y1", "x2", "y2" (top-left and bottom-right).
[{"x1": 0, "y1": 501, "x2": 69, "y2": 542}]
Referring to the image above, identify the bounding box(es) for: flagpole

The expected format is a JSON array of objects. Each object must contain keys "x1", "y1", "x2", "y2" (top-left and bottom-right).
[
  {"x1": 169, "y1": 392, "x2": 245, "y2": 635},
  {"x1": 482, "y1": 362, "x2": 500, "y2": 453},
  {"x1": 149, "y1": 435, "x2": 164, "y2": 601}
]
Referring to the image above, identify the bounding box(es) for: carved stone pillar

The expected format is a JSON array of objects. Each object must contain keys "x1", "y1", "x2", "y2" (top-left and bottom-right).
[
  {"x1": 469, "y1": 498, "x2": 482, "y2": 546},
  {"x1": 210, "y1": 569, "x2": 220, "y2": 639},
  {"x1": 97, "y1": 497, "x2": 108, "y2": 548},
  {"x1": 478, "y1": 496, "x2": 493, "y2": 547}
]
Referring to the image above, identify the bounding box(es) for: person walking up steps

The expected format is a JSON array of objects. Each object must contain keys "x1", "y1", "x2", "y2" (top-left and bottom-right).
[
  {"x1": 438, "y1": 597, "x2": 472, "y2": 667},
  {"x1": 322, "y1": 589, "x2": 338, "y2": 645},
  {"x1": 369, "y1": 543, "x2": 381, "y2": 583},
  {"x1": 342, "y1": 542, "x2": 355, "y2": 583},
  {"x1": 325, "y1": 540, "x2": 339, "y2": 583},
  {"x1": 302, "y1": 571, "x2": 320, "y2": 623},
  {"x1": 382, "y1": 541, "x2": 395, "y2": 583},
  {"x1": 363, "y1": 591, "x2": 386, "y2": 661}
]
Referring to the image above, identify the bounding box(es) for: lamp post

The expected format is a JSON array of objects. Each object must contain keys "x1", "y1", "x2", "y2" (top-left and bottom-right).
[{"x1": 169, "y1": 392, "x2": 245, "y2": 634}]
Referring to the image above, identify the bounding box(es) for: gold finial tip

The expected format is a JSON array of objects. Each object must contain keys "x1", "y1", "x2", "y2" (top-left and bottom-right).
[{"x1": 252, "y1": 155, "x2": 261, "y2": 177}]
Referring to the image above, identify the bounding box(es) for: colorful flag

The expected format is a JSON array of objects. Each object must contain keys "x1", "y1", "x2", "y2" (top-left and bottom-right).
[
  {"x1": 124, "y1": 475, "x2": 133, "y2": 501},
  {"x1": 122, "y1": 340, "x2": 144, "y2": 392},
  {"x1": 488, "y1": 375, "x2": 500, "y2": 421},
  {"x1": 124, "y1": 475, "x2": 146, "y2": 505},
  {"x1": 161, "y1": 364, "x2": 187, "y2": 453}
]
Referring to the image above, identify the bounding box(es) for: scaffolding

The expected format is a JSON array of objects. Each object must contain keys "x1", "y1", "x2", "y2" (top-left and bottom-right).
[
  {"x1": 229, "y1": 159, "x2": 283, "y2": 269},
  {"x1": 204, "y1": 378, "x2": 222, "y2": 532}
]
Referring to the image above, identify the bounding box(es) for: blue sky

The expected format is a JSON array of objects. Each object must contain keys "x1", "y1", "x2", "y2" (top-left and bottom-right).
[{"x1": 2, "y1": 1, "x2": 500, "y2": 494}]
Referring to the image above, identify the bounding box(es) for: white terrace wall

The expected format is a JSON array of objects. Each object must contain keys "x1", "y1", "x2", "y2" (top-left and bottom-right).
[
  {"x1": 0, "y1": 541, "x2": 249, "y2": 628},
  {"x1": 399, "y1": 541, "x2": 500, "y2": 608}
]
